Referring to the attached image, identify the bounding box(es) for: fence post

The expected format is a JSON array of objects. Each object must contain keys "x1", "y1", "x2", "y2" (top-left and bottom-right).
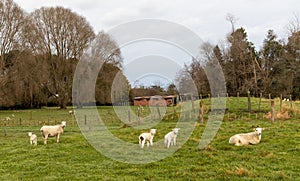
[
  {"x1": 128, "y1": 110, "x2": 131, "y2": 122},
  {"x1": 199, "y1": 100, "x2": 204, "y2": 123},
  {"x1": 191, "y1": 94, "x2": 195, "y2": 113},
  {"x1": 226, "y1": 93, "x2": 229, "y2": 110},
  {"x1": 4, "y1": 120, "x2": 7, "y2": 136},
  {"x1": 280, "y1": 94, "x2": 283, "y2": 112},
  {"x1": 271, "y1": 100, "x2": 275, "y2": 122},
  {"x1": 19, "y1": 118, "x2": 22, "y2": 126},
  {"x1": 258, "y1": 93, "x2": 262, "y2": 112},
  {"x1": 84, "y1": 115, "x2": 87, "y2": 125},
  {"x1": 156, "y1": 105, "x2": 161, "y2": 120},
  {"x1": 289, "y1": 95, "x2": 293, "y2": 109},
  {"x1": 247, "y1": 90, "x2": 251, "y2": 113},
  {"x1": 237, "y1": 92, "x2": 240, "y2": 111}
]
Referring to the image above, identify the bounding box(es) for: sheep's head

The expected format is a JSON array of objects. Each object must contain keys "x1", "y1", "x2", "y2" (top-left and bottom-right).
[
  {"x1": 150, "y1": 129, "x2": 156, "y2": 135},
  {"x1": 172, "y1": 128, "x2": 180, "y2": 134},
  {"x1": 28, "y1": 132, "x2": 33, "y2": 137},
  {"x1": 254, "y1": 127, "x2": 265, "y2": 135},
  {"x1": 61, "y1": 121, "x2": 67, "y2": 128}
]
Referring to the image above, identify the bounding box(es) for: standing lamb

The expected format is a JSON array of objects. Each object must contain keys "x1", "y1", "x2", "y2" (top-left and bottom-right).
[
  {"x1": 40, "y1": 121, "x2": 66, "y2": 144},
  {"x1": 28, "y1": 132, "x2": 37, "y2": 145},
  {"x1": 69, "y1": 110, "x2": 76, "y2": 115},
  {"x1": 164, "y1": 128, "x2": 180, "y2": 148},
  {"x1": 139, "y1": 129, "x2": 156, "y2": 148},
  {"x1": 229, "y1": 127, "x2": 265, "y2": 146}
]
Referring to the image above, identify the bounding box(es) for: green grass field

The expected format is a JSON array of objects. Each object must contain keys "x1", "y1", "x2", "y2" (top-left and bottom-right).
[{"x1": 0, "y1": 97, "x2": 299, "y2": 180}]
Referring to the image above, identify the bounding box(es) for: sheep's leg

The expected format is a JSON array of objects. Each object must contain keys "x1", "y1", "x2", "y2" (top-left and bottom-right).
[
  {"x1": 149, "y1": 139, "x2": 153, "y2": 146},
  {"x1": 141, "y1": 140, "x2": 145, "y2": 148},
  {"x1": 56, "y1": 134, "x2": 60, "y2": 143},
  {"x1": 43, "y1": 135, "x2": 48, "y2": 145},
  {"x1": 30, "y1": 140, "x2": 32, "y2": 145},
  {"x1": 173, "y1": 138, "x2": 176, "y2": 146},
  {"x1": 167, "y1": 140, "x2": 170, "y2": 148}
]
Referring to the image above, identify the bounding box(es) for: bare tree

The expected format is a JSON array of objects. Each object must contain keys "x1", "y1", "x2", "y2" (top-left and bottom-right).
[
  {"x1": 287, "y1": 13, "x2": 300, "y2": 35},
  {"x1": 24, "y1": 6, "x2": 95, "y2": 109},
  {"x1": 226, "y1": 13, "x2": 238, "y2": 33},
  {"x1": 0, "y1": 0, "x2": 25, "y2": 106},
  {"x1": 0, "y1": 0, "x2": 24, "y2": 62},
  {"x1": 73, "y1": 31, "x2": 125, "y2": 107}
]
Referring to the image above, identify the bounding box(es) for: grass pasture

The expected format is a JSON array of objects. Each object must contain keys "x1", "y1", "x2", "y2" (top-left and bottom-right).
[{"x1": 0, "y1": 97, "x2": 300, "y2": 180}]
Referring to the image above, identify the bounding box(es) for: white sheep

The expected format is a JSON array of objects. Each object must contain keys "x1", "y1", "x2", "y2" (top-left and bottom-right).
[
  {"x1": 139, "y1": 129, "x2": 156, "y2": 148},
  {"x1": 28, "y1": 132, "x2": 37, "y2": 145},
  {"x1": 164, "y1": 128, "x2": 180, "y2": 148},
  {"x1": 40, "y1": 121, "x2": 66, "y2": 144},
  {"x1": 229, "y1": 127, "x2": 265, "y2": 146},
  {"x1": 69, "y1": 110, "x2": 76, "y2": 115},
  {"x1": 5, "y1": 117, "x2": 11, "y2": 121}
]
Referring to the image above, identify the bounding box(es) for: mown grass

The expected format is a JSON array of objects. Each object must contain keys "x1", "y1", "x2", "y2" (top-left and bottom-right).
[{"x1": 0, "y1": 97, "x2": 299, "y2": 180}]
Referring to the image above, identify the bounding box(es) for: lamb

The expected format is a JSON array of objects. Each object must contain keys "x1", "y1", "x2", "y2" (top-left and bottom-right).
[
  {"x1": 40, "y1": 121, "x2": 66, "y2": 144},
  {"x1": 229, "y1": 127, "x2": 265, "y2": 146},
  {"x1": 164, "y1": 128, "x2": 180, "y2": 148},
  {"x1": 139, "y1": 129, "x2": 156, "y2": 148},
  {"x1": 28, "y1": 132, "x2": 37, "y2": 145},
  {"x1": 69, "y1": 110, "x2": 76, "y2": 115}
]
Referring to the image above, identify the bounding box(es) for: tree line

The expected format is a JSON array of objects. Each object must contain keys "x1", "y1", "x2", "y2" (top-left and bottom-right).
[
  {"x1": 177, "y1": 15, "x2": 300, "y2": 99},
  {"x1": 1, "y1": 0, "x2": 299, "y2": 109},
  {"x1": 0, "y1": 0, "x2": 127, "y2": 109}
]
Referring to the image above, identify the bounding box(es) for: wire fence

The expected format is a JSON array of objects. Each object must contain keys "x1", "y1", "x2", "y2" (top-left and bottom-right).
[{"x1": 0, "y1": 94, "x2": 299, "y2": 130}]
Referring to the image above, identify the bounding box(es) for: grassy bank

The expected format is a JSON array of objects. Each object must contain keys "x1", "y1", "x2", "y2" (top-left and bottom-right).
[{"x1": 0, "y1": 98, "x2": 299, "y2": 180}]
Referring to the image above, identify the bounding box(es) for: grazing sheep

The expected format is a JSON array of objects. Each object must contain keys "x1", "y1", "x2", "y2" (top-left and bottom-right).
[
  {"x1": 139, "y1": 129, "x2": 156, "y2": 148},
  {"x1": 5, "y1": 117, "x2": 11, "y2": 121},
  {"x1": 229, "y1": 127, "x2": 265, "y2": 146},
  {"x1": 40, "y1": 121, "x2": 66, "y2": 144},
  {"x1": 164, "y1": 128, "x2": 180, "y2": 148},
  {"x1": 28, "y1": 132, "x2": 37, "y2": 145},
  {"x1": 69, "y1": 110, "x2": 76, "y2": 115}
]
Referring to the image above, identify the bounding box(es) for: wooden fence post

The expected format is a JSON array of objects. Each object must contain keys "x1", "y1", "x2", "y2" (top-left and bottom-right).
[
  {"x1": 271, "y1": 100, "x2": 275, "y2": 122},
  {"x1": 191, "y1": 94, "x2": 195, "y2": 113},
  {"x1": 156, "y1": 105, "x2": 161, "y2": 120},
  {"x1": 199, "y1": 100, "x2": 204, "y2": 123},
  {"x1": 258, "y1": 93, "x2": 262, "y2": 112},
  {"x1": 4, "y1": 120, "x2": 7, "y2": 136},
  {"x1": 84, "y1": 115, "x2": 87, "y2": 125},
  {"x1": 226, "y1": 93, "x2": 229, "y2": 110},
  {"x1": 128, "y1": 110, "x2": 131, "y2": 122},
  {"x1": 247, "y1": 90, "x2": 251, "y2": 113},
  {"x1": 237, "y1": 92, "x2": 240, "y2": 111},
  {"x1": 289, "y1": 95, "x2": 293, "y2": 109},
  {"x1": 280, "y1": 94, "x2": 283, "y2": 112}
]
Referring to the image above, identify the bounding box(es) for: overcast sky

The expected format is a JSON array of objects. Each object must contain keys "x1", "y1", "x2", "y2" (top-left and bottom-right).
[
  {"x1": 14, "y1": 0, "x2": 300, "y2": 87},
  {"x1": 15, "y1": 0, "x2": 299, "y2": 48}
]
